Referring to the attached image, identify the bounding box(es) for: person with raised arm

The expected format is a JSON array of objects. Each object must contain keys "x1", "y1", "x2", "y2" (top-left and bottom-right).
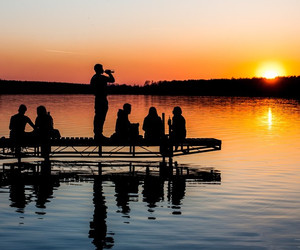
[{"x1": 90, "y1": 63, "x2": 115, "y2": 141}]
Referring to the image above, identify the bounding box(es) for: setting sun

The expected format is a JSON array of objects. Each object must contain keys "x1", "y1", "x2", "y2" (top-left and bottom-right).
[
  {"x1": 256, "y1": 62, "x2": 285, "y2": 79},
  {"x1": 263, "y1": 70, "x2": 279, "y2": 79}
]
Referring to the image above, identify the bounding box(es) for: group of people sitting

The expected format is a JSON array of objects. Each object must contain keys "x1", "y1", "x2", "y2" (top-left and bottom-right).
[
  {"x1": 9, "y1": 103, "x2": 186, "y2": 146},
  {"x1": 9, "y1": 104, "x2": 60, "y2": 157},
  {"x1": 111, "y1": 103, "x2": 186, "y2": 143}
]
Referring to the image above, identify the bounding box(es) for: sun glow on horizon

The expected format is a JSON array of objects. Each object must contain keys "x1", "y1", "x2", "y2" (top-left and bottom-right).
[
  {"x1": 263, "y1": 70, "x2": 279, "y2": 79},
  {"x1": 256, "y1": 62, "x2": 285, "y2": 79}
]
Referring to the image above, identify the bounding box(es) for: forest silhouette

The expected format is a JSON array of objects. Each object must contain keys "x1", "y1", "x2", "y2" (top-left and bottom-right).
[{"x1": 0, "y1": 76, "x2": 299, "y2": 98}]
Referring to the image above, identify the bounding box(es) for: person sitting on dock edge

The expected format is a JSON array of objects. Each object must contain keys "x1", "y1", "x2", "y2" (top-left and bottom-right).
[
  {"x1": 34, "y1": 105, "x2": 54, "y2": 159},
  {"x1": 142, "y1": 107, "x2": 164, "y2": 142},
  {"x1": 9, "y1": 104, "x2": 35, "y2": 143},
  {"x1": 111, "y1": 103, "x2": 140, "y2": 142},
  {"x1": 90, "y1": 63, "x2": 115, "y2": 141},
  {"x1": 168, "y1": 106, "x2": 186, "y2": 143}
]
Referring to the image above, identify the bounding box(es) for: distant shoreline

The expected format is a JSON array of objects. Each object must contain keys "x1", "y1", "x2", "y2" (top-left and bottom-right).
[{"x1": 0, "y1": 77, "x2": 299, "y2": 99}]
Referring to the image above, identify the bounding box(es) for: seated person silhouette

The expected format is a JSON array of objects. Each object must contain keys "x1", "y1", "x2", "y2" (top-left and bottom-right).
[
  {"x1": 9, "y1": 104, "x2": 35, "y2": 143},
  {"x1": 168, "y1": 106, "x2": 186, "y2": 143},
  {"x1": 35, "y1": 106, "x2": 53, "y2": 138},
  {"x1": 111, "y1": 103, "x2": 139, "y2": 142},
  {"x1": 142, "y1": 107, "x2": 163, "y2": 142},
  {"x1": 34, "y1": 105, "x2": 54, "y2": 158}
]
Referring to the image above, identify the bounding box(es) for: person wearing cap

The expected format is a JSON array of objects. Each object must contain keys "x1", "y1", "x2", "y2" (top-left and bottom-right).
[{"x1": 90, "y1": 63, "x2": 115, "y2": 140}]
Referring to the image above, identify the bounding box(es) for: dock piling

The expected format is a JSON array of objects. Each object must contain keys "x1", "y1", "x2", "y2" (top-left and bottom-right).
[{"x1": 98, "y1": 162, "x2": 102, "y2": 176}]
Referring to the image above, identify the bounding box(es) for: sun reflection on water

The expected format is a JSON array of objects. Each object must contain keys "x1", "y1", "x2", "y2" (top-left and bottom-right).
[
  {"x1": 259, "y1": 107, "x2": 274, "y2": 131},
  {"x1": 268, "y1": 108, "x2": 272, "y2": 130}
]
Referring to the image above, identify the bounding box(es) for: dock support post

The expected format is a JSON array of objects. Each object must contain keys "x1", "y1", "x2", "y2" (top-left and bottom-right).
[
  {"x1": 98, "y1": 146, "x2": 102, "y2": 157},
  {"x1": 166, "y1": 138, "x2": 173, "y2": 176},
  {"x1": 98, "y1": 162, "x2": 102, "y2": 176},
  {"x1": 129, "y1": 146, "x2": 136, "y2": 157},
  {"x1": 176, "y1": 167, "x2": 180, "y2": 176},
  {"x1": 36, "y1": 162, "x2": 40, "y2": 173},
  {"x1": 41, "y1": 159, "x2": 51, "y2": 176},
  {"x1": 162, "y1": 113, "x2": 165, "y2": 136},
  {"x1": 129, "y1": 163, "x2": 135, "y2": 176},
  {"x1": 161, "y1": 149, "x2": 166, "y2": 166},
  {"x1": 159, "y1": 159, "x2": 167, "y2": 177},
  {"x1": 168, "y1": 157, "x2": 173, "y2": 176},
  {"x1": 17, "y1": 156, "x2": 22, "y2": 169},
  {"x1": 168, "y1": 156, "x2": 173, "y2": 167}
]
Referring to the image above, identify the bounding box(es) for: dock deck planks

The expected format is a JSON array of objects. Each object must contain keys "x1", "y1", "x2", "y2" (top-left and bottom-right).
[{"x1": 0, "y1": 137, "x2": 221, "y2": 160}]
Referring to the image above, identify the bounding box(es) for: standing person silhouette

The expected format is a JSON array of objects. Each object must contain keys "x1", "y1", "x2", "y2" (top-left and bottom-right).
[{"x1": 90, "y1": 64, "x2": 115, "y2": 141}]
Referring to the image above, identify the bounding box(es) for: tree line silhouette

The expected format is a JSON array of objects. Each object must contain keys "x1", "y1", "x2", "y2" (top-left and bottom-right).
[{"x1": 1, "y1": 76, "x2": 299, "y2": 98}]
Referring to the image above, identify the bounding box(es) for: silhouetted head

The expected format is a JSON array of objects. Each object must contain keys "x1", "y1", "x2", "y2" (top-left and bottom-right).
[
  {"x1": 173, "y1": 106, "x2": 182, "y2": 116},
  {"x1": 18, "y1": 104, "x2": 27, "y2": 115},
  {"x1": 94, "y1": 64, "x2": 104, "y2": 74},
  {"x1": 148, "y1": 107, "x2": 158, "y2": 117},
  {"x1": 123, "y1": 103, "x2": 131, "y2": 114},
  {"x1": 37, "y1": 105, "x2": 47, "y2": 116}
]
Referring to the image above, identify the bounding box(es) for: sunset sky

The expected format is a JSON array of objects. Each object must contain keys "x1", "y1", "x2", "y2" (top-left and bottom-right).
[{"x1": 1, "y1": 0, "x2": 300, "y2": 85}]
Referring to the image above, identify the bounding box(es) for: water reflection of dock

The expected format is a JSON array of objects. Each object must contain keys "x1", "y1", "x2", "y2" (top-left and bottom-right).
[
  {"x1": 0, "y1": 166, "x2": 221, "y2": 249},
  {"x1": 1, "y1": 160, "x2": 221, "y2": 186}
]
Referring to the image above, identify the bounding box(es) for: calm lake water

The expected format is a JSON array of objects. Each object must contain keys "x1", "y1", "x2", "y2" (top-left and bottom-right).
[{"x1": 0, "y1": 95, "x2": 300, "y2": 249}]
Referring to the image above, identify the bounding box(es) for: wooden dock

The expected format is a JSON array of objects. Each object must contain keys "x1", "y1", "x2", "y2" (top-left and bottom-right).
[
  {"x1": 0, "y1": 137, "x2": 221, "y2": 182},
  {"x1": 0, "y1": 137, "x2": 221, "y2": 161}
]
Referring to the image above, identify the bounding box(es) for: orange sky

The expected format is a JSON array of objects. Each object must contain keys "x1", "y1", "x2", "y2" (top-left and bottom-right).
[{"x1": 1, "y1": 1, "x2": 300, "y2": 85}]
